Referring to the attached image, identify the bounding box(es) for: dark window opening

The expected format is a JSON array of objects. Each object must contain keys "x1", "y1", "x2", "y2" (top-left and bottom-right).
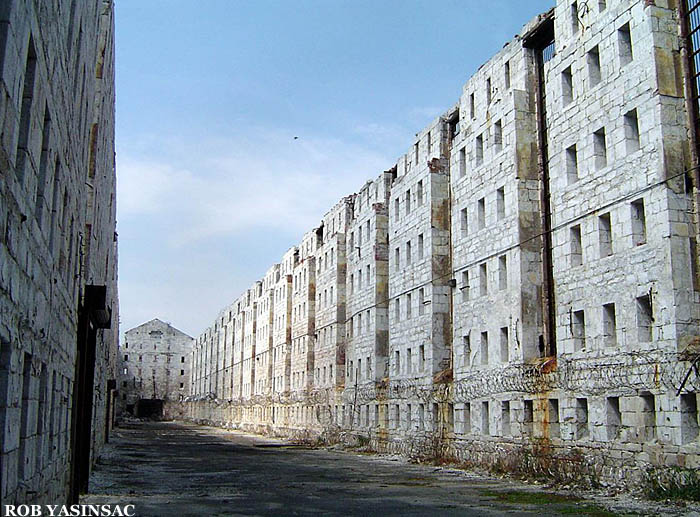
[{"x1": 16, "y1": 36, "x2": 38, "y2": 182}]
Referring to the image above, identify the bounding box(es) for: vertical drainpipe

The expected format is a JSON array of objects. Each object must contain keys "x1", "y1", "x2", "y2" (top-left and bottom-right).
[
  {"x1": 525, "y1": 15, "x2": 557, "y2": 357},
  {"x1": 678, "y1": 0, "x2": 700, "y2": 291}
]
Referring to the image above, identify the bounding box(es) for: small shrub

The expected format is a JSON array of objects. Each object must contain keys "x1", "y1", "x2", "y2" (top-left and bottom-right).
[{"x1": 645, "y1": 466, "x2": 700, "y2": 501}]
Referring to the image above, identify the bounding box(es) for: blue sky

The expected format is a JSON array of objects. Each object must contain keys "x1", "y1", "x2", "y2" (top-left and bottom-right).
[{"x1": 115, "y1": 0, "x2": 554, "y2": 338}]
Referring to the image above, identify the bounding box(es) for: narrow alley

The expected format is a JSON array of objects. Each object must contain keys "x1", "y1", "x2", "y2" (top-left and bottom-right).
[{"x1": 81, "y1": 422, "x2": 634, "y2": 516}]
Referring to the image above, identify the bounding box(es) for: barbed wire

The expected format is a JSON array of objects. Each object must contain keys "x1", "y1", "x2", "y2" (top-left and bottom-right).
[{"x1": 185, "y1": 351, "x2": 700, "y2": 410}]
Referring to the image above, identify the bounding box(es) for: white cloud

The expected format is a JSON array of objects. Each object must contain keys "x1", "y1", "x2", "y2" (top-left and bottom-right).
[
  {"x1": 116, "y1": 126, "x2": 398, "y2": 338},
  {"x1": 117, "y1": 128, "x2": 393, "y2": 248}
]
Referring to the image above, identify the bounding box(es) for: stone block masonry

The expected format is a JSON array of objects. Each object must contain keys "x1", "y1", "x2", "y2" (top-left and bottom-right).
[
  {"x1": 0, "y1": 0, "x2": 119, "y2": 505},
  {"x1": 188, "y1": 0, "x2": 700, "y2": 489},
  {"x1": 118, "y1": 319, "x2": 194, "y2": 420}
]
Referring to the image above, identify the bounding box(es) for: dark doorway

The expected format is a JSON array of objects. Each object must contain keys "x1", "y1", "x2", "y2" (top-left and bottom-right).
[
  {"x1": 105, "y1": 379, "x2": 116, "y2": 442},
  {"x1": 136, "y1": 399, "x2": 164, "y2": 419},
  {"x1": 68, "y1": 285, "x2": 112, "y2": 503}
]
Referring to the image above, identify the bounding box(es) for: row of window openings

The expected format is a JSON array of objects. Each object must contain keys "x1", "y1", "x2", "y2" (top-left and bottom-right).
[
  {"x1": 569, "y1": 295, "x2": 654, "y2": 351},
  {"x1": 125, "y1": 342, "x2": 179, "y2": 352},
  {"x1": 340, "y1": 402, "x2": 495, "y2": 433},
  {"x1": 317, "y1": 326, "x2": 336, "y2": 348},
  {"x1": 393, "y1": 181, "x2": 425, "y2": 219},
  {"x1": 194, "y1": 381, "x2": 697, "y2": 445},
  {"x1": 460, "y1": 255, "x2": 508, "y2": 301},
  {"x1": 347, "y1": 356, "x2": 373, "y2": 382},
  {"x1": 349, "y1": 264, "x2": 373, "y2": 294},
  {"x1": 322, "y1": 212, "x2": 346, "y2": 246},
  {"x1": 348, "y1": 309, "x2": 372, "y2": 338},
  {"x1": 17, "y1": 32, "x2": 113, "y2": 293},
  {"x1": 393, "y1": 234, "x2": 426, "y2": 269},
  {"x1": 317, "y1": 248, "x2": 335, "y2": 273},
  {"x1": 273, "y1": 285, "x2": 289, "y2": 303},
  {"x1": 355, "y1": 183, "x2": 380, "y2": 212},
  {"x1": 406, "y1": 133, "x2": 434, "y2": 173},
  {"x1": 15, "y1": 35, "x2": 101, "y2": 239},
  {"x1": 456, "y1": 395, "x2": 653, "y2": 442},
  {"x1": 274, "y1": 313, "x2": 289, "y2": 331},
  {"x1": 124, "y1": 367, "x2": 186, "y2": 380},
  {"x1": 122, "y1": 378, "x2": 186, "y2": 389},
  {"x1": 564, "y1": 110, "x2": 641, "y2": 186},
  {"x1": 459, "y1": 187, "x2": 505, "y2": 236},
  {"x1": 189, "y1": 387, "x2": 698, "y2": 446},
  {"x1": 459, "y1": 326, "x2": 511, "y2": 367},
  {"x1": 457, "y1": 119, "x2": 503, "y2": 172},
  {"x1": 123, "y1": 354, "x2": 186, "y2": 364},
  {"x1": 292, "y1": 302, "x2": 308, "y2": 323},
  {"x1": 349, "y1": 219, "x2": 372, "y2": 251},
  {"x1": 383, "y1": 403, "x2": 435, "y2": 431},
  {"x1": 464, "y1": 59, "x2": 512, "y2": 125},
  {"x1": 393, "y1": 287, "x2": 428, "y2": 321},
  {"x1": 256, "y1": 297, "x2": 272, "y2": 316},
  {"x1": 293, "y1": 268, "x2": 310, "y2": 292},
  {"x1": 569, "y1": 199, "x2": 646, "y2": 268},
  {"x1": 292, "y1": 371, "x2": 307, "y2": 389},
  {"x1": 272, "y1": 375, "x2": 286, "y2": 391},
  {"x1": 317, "y1": 286, "x2": 337, "y2": 308},
  {"x1": 14, "y1": 353, "x2": 72, "y2": 482},
  {"x1": 393, "y1": 344, "x2": 427, "y2": 375},
  {"x1": 292, "y1": 338, "x2": 309, "y2": 355},
  {"x1": 254, "y1": 325, "x2": 271, "y2": 341},
  {"x1": 272, "y1": 346, "x2": 287, "y2": 362},
  {"x1": 570, "y1": 0, "x2": 608, "y2": 37},
  {"x1": 315, "y1": 364, "x2": 334, "y2": 385},
  {"x1": 347, "y1": 395, "x2": 649, "y2": 442},
  {"x1": 564, "y1": 20, "x2": 632, "y2": 97}
]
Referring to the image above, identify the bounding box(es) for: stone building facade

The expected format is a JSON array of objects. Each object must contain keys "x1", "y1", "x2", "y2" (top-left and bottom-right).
[
  {"x1": 189, "y1": 0, "x2": 700, "y2": 488},
  {"x1": 0, "y1": 0, "x2": 118, "y2": 504},
  {"x1": 119, "y1": 319, "x2": 193, "y2": 419}
]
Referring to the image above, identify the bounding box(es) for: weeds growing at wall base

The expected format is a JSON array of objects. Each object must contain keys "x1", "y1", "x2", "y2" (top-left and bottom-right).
[{"x1": 644, "y1": 466, "x2": 700, "y2": 501}]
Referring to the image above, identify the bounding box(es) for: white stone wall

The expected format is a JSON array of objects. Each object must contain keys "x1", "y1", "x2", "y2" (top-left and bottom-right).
[
  {"x1": 291, "y1": 230, "x2": 317, "y2": 398},
  {"x1": 313, "y1": 198, "x2": 352, "y2": 394},
  {"x1": 344, "y1": 172, "x2": 392, "y2": 429},
  {"x1": 272, "y1": 248, "x2": 295, "y2": 398},
  {"x1": 119, "y1": 319, "x2": 193, "y2": 417},
  {"x1": 187, "y1": 0, "x2": 700, "y2": 487},
  {"x1": 241, "y1": 286, "x2": 258, "y2": 401},
  {"x1": 253, "y1": 265, "x2": 277, "y2": 397},
  {"x1": 0, "y1": 0, "x2": 118, "y2": 504}
]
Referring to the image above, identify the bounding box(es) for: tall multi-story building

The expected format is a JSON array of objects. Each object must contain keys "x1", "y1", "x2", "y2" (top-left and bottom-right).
[
  {"x1": 345, "y1": 172, "x2": 392, "y2": 429},
  {"x1": 254, "y1": 265, "x2": 277, "y2": 404},
  {"x1": 290, "y1": 230, "x2": 317, "y2": 425},
  {"x1": 270, "y1": 248, "x2": 295, "y2": 425},
  {"x1": 118, "y1": 319, "x2": 193, "y2": 419},
  {"x1": 189, "y1": 0, "x2": 700, "y2": 488},
  {"x1": 387, "y1": 119, "x2": 453, "y2": 435},
  {"x1": 314, "y1": 198, "x2": 352, "y2": 401},
  {"x1": 0, "y1": 0, "x2": 118, "y2": 504}
]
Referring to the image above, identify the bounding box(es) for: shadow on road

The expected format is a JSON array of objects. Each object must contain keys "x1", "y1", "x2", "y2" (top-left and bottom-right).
[{"x1": 82, "y1": 421, "x2": 622, "y2": 516}]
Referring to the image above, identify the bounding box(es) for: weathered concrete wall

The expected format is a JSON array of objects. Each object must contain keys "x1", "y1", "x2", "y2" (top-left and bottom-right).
[
  {"x1": 0, "y1": 0, "x2": 118, "y2": 504},
  {"x1": 118, "y1": 319, "x2": 193, "y2": 419},
  {"x1": 187, "y1": 0, "x2": 700, "y2": 489}
]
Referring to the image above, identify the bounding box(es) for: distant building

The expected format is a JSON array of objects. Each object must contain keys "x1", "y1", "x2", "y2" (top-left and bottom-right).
[
  {"x1": 119, "y1": 319, "x2": 194, "y2": 419},
  {"x1": 0, "y1": 0, "x2": 118, "y2": 505}
]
